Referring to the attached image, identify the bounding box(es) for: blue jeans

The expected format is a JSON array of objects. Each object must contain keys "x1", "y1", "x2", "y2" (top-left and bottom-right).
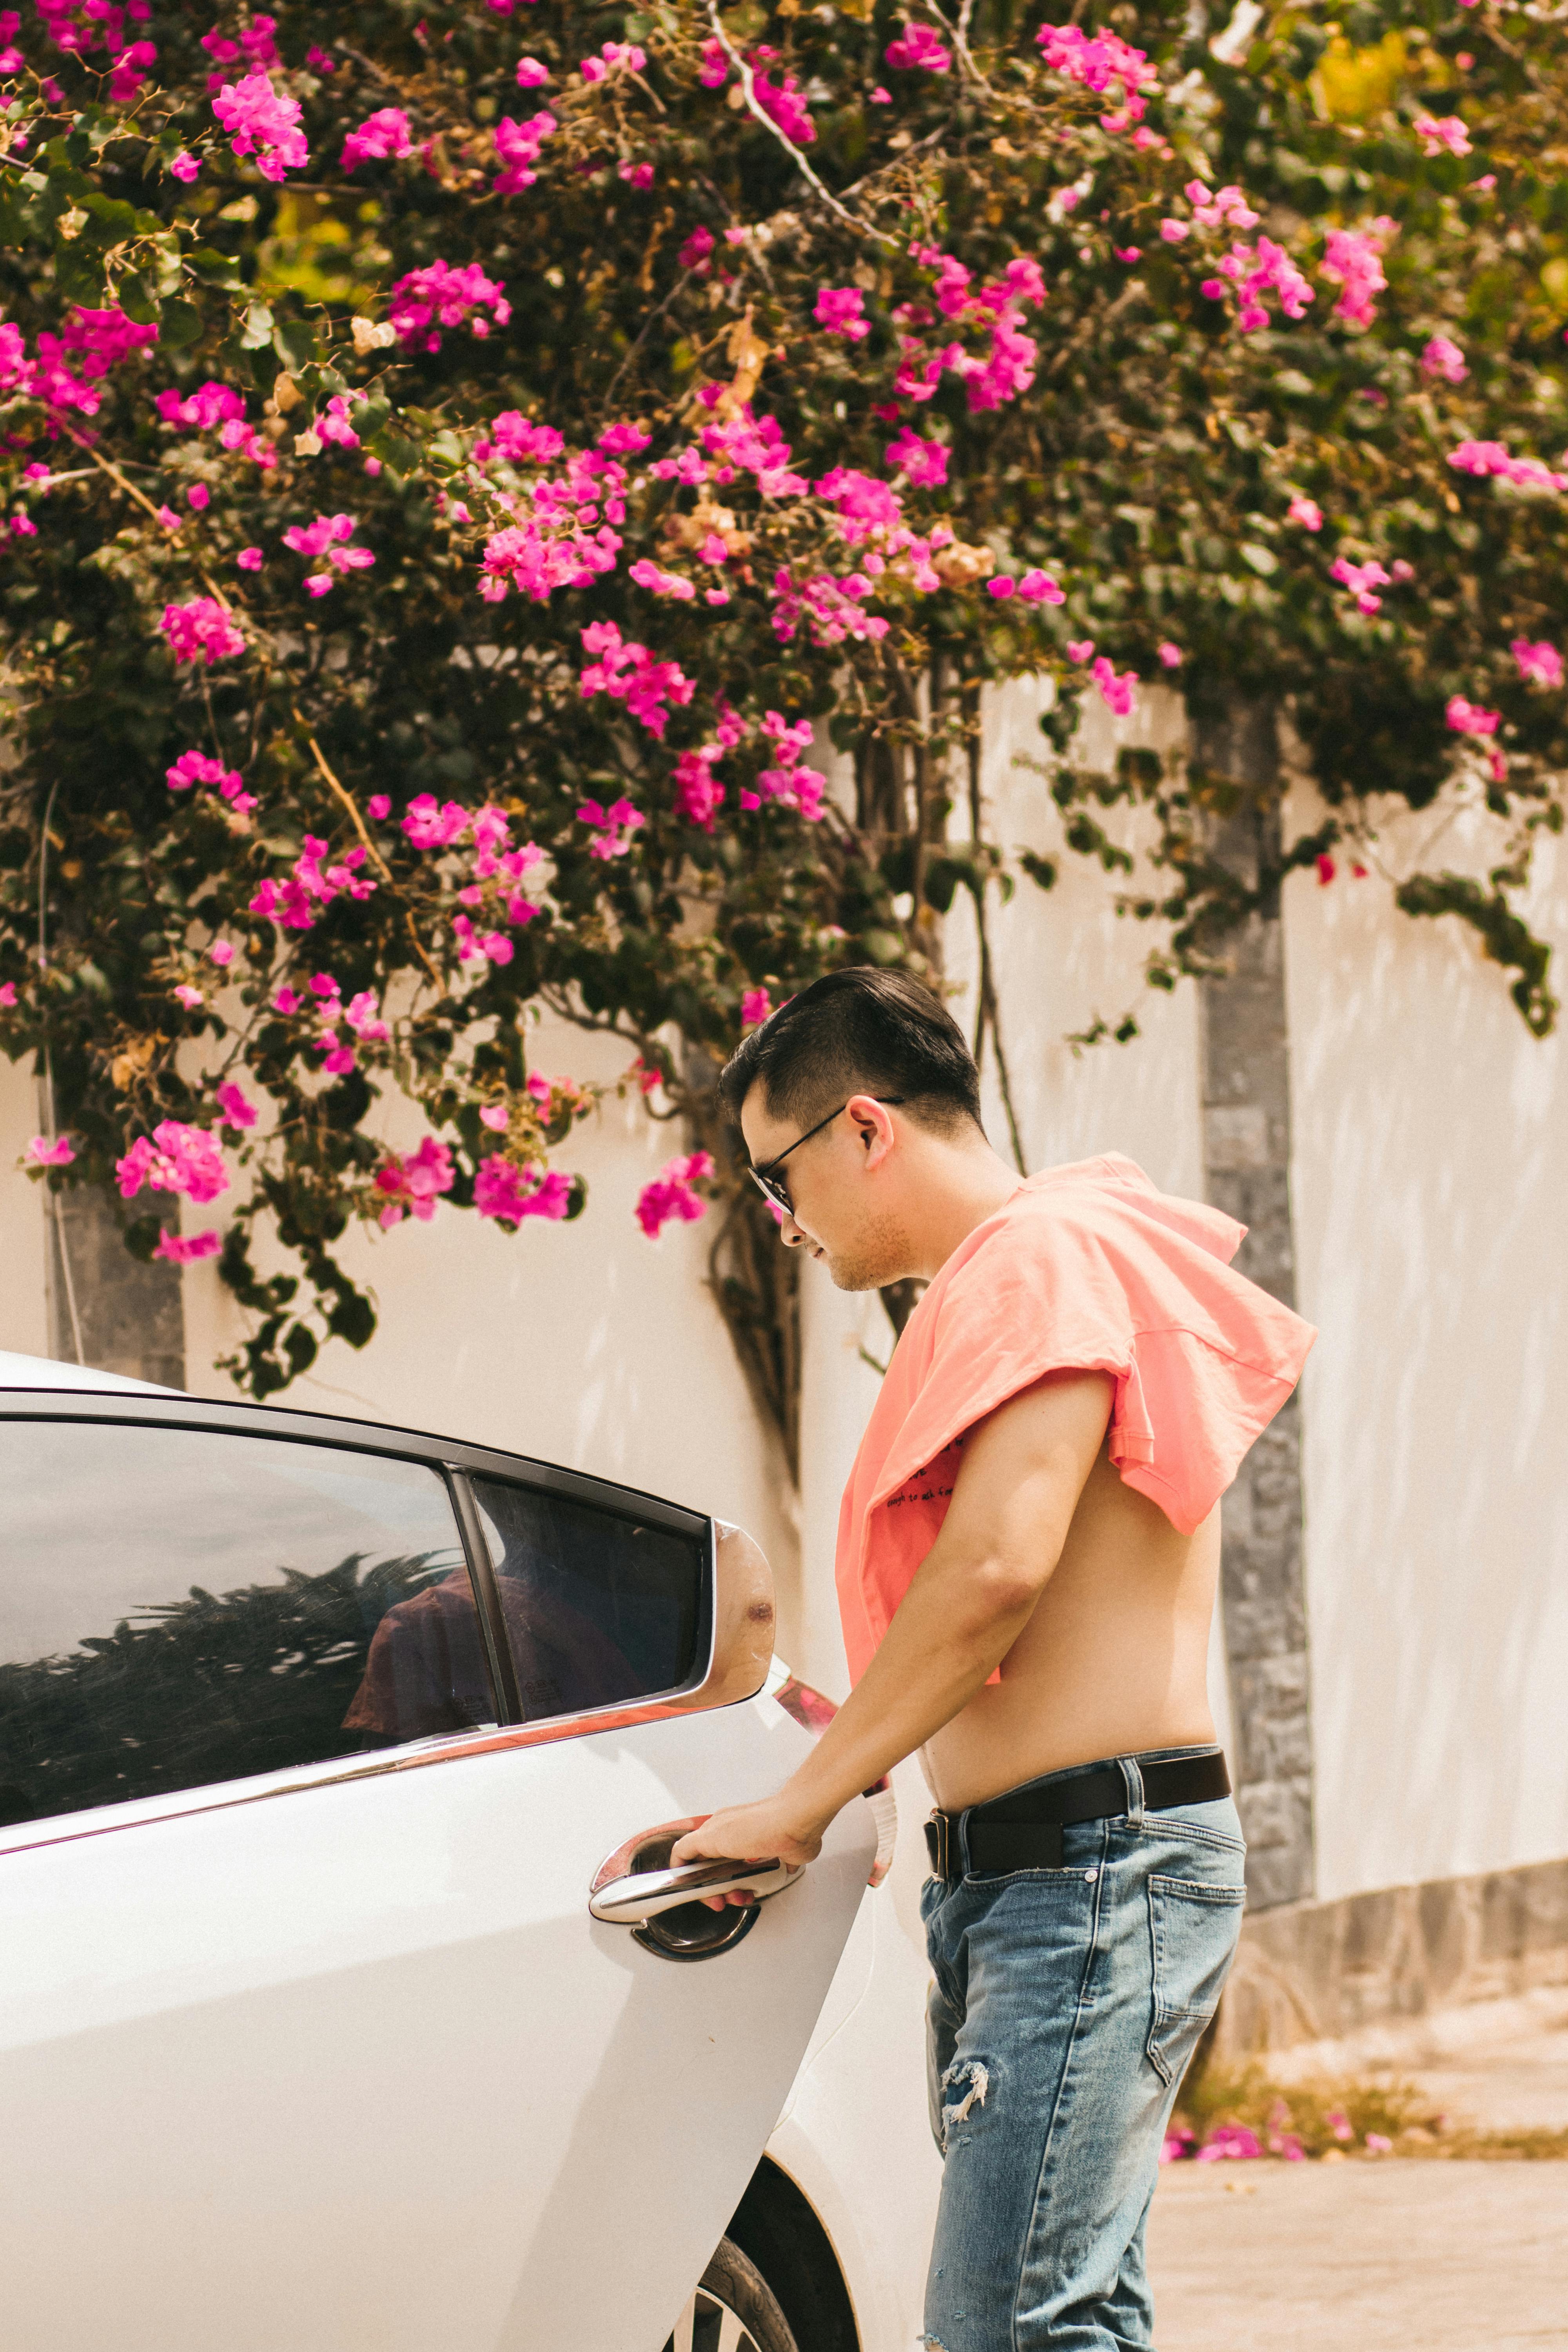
[{"x1": 920, "y1": 1748, "x2": 1245, "y2": 2351}]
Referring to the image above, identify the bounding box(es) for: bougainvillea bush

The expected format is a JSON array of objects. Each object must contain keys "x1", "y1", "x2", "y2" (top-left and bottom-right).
[{"x1": 0, "y1": 0, "x2": 1564, "y2": 1423}]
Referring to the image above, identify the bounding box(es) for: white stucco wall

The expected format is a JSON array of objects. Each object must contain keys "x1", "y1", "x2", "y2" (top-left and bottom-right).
[{"x1": 1283, "y1": 790, "x2": 1568, "y2": 1901}]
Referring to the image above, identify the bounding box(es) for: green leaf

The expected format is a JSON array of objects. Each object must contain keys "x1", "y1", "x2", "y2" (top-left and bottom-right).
[
  {"x1": 1240, "y1": 542, "x2": 1278, "y2": 576},
  {"x1": 367, "y1": 428, "x2": 419, "y2": 476},
  {"x1": 116, "y1": 270, "x2": 160, "y2": 325},
  {"x1": 159, "y1": 297, "x2": 203, "y2": 347},
  {"x1": 272, "y1": 318, "x2": 318, "y2": 370},
  {"x1": 240, "y1": 301, "x2": 275, "y2": 350}
]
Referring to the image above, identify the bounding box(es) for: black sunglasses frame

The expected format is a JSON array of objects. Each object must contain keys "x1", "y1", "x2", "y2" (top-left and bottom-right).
[{"x1": 746, "y1": 1097, "x2": 906, "y2": 1217}]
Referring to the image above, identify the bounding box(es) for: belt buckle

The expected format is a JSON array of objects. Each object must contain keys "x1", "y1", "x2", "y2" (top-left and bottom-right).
[{"x1": 924, "y1": 1811, "x2": 956, "y2": 1880}]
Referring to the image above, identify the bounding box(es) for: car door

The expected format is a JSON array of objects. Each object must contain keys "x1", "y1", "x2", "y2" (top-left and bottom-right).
[{"x1": 0, "y1": 1393, "x2": 875, "y2": 2352}]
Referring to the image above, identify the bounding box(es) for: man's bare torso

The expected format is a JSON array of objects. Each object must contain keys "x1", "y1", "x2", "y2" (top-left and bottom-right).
[{"x1": 919, "y1": 1440, "x2": 1220, "y2": 1812}]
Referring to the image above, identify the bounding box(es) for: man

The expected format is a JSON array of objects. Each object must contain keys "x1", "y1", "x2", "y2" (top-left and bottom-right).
[{"x1": 673, "y1": 967, "x2": 1314, "y2": 2351}]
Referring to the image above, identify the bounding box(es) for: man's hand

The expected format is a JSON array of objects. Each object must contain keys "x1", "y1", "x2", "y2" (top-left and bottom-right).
[{"x1": 671, "y1": 1796, "x2": 828, "y2": 1909}]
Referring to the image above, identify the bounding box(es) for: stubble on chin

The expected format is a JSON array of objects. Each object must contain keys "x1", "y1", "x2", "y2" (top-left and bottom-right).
[{"x1": 825, "y1": 1209, "x2": 916, "y2": 1293}]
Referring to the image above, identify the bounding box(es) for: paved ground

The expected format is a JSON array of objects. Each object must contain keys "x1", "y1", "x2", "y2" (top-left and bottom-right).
[
  {"x1": 1148, "y1": 2158, "x2": 1568, "y2": 2350},
  {"x1": 1149, "y1": 1993, "x2": 1568, "y2": 2350}
]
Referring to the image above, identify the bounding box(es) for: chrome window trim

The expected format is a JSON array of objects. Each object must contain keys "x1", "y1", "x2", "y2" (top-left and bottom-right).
[{"x1": 0, "y1": 1394, "x2": 773, "y2": 1853}]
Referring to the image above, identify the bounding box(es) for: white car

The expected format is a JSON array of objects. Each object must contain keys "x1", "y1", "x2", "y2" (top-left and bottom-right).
[{"x1": 0, "y1": 1352, "x2": 938, "y2": 2352}]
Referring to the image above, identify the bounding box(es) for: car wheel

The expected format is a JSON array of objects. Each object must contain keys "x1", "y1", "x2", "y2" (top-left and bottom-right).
[{"x1": 662, "y1": 2235, "x2": 799, "y2": 2352}]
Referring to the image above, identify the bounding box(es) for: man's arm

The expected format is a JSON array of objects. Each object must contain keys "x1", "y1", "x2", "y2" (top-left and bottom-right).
[{"x1": 670, "y1": 1368, "x2": 1113, "y2": 1891}]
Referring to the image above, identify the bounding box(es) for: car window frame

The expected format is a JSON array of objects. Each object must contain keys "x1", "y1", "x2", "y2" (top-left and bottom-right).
[{"x1": 0, "y1": 1389, "x2": 727, "y2": 1855}]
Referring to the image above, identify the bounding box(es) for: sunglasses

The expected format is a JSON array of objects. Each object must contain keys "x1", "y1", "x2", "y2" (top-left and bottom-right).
[{"x1": 746, "y1": 1098, "x2": 905, "y2": 1218}]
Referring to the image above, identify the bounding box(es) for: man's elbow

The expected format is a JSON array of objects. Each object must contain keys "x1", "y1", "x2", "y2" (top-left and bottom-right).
[{"x1": 952, "y1": 1553, "x2": 1052, "y2": 1635}]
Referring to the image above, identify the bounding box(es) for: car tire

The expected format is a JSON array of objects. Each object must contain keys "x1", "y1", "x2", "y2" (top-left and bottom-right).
[{"x1": 662, "y1": 2235, "x2": 799, "y2": 2352}]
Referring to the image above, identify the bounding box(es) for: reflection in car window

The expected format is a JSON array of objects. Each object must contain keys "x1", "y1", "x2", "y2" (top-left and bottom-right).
[
  {"x1": 0, "y1": 1421, "x2": 494, "y2": 1829},
  {"x1": 471, "y1": 1477, "x2": 703, "y2": 1722}
]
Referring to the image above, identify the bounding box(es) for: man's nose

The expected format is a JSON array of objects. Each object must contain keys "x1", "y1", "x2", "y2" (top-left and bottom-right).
[{"x1": 780, "y1": 1212, "x2": 808, "y2": 1249}]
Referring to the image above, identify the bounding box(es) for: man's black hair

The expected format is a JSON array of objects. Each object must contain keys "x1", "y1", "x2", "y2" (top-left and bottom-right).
[{"x1": 718, "y1": 967, "x2": 985, "y2": 1136}]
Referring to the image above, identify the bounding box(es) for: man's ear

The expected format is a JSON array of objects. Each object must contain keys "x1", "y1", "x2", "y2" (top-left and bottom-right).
[{"x1": 845, "y1": 1093, "x2": 898, "y2": 1168}]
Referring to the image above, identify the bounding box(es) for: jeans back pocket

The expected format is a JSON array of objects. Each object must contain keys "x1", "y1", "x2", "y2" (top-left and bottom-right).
[{"x1": 1145, "y1": 1873, "x2": 1246, "y2": 2087}]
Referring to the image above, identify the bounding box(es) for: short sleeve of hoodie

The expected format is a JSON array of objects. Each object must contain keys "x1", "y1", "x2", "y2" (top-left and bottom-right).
[{"x1": 868, "y1": 1187, "x2": 1314, "y2": 1538}]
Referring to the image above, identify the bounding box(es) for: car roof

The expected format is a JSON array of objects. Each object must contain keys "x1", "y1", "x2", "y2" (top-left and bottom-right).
[{"x1": 0, "y1": 1350, "x2": 181, "y2": 1396}]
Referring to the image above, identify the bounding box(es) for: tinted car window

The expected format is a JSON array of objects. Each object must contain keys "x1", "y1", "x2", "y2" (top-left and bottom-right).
[
  {"x1": 470, "y1": 1476, "x2": 704, "y2": 1722},
  {"x1": 0, "y1": 1420, "x2": 494, "y2": 1828}
]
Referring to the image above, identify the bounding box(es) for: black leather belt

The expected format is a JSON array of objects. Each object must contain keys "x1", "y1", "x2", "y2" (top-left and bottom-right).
[{"x1": 924, "y1": 1751, "x2": 1231, "y2": 1879}]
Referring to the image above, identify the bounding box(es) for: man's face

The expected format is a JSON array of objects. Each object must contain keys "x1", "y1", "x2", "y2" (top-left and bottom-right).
[{"x1": 739, "y1": 1087, "x2": 917, "y2": 1292}]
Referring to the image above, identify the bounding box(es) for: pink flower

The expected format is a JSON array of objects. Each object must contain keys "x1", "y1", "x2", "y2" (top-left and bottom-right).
[
  {"x1": 373, "y1": 1135, "x2": 456, "y2": 1228},
  {"x1": 367, "y1": 793, "x2": 391, "y2": 819},
  {"x1": 172, "y1": 983, "x2": 205, "y2": 1009},
  {"x1": 579, "y1": 621, "x2": 695, "y2": 737},
  {"x1": 516, "y1": 55, "x2": 549, "y2": 85},
  {"x1": 987, "y1": 577, "x2": 1015, "y2": 600},
  {"x1": 1018, "y1": 570, "x2": 1065, "y2": 605},
  {"x1": 388, "y1": 260, "x2": 512, "y2": 352},
  {"x1": 169, "y1": 150, "x2": 200, "y2": 183},
  {"x1": 1446, "y1": 694, "x2": 1500, "y2": 736},
  {"x1": 153, "y1": 1228, "x2": 223, "y2": 1265},
  {"x1": 116, "y1": 1120, "x2": 230, "y2": 1205},
  {"x1": 1321, "y1": 219, "x2": 1396, "y2": 329},
  {"x1": 1158, "y1": 642, "x2": 1183, "y2": 668},
  {"x1": 1195, "y1": 2122, "x2": 1262, "y2": 2163},
  {"x1": 162, "y1": 597, "x2": 245, "y2": 666},
  {"x1": 475, "y1": 1158, "x2": 573, "y2": 1225},
  {"x1": 1414, "y1": 113, "x2": 1471, "y2": 158},
  {"x1": 885, "y1": 20, "x2": 951, "y2": 71},
  {"x1": 1034, "y1": 21, "x2": 1159, "y2": 98},
  {"x1": 479, "y1": 1103, "x2": 510, "y2": 1131},
  {"x1": 815, "y1": 287, "x2": 870, "y2": 341},
  {"x1": 307, "y1": 45, "x2": 336, "y2": 71},
  {"x1": 1066, "y1": 638, "x2": 1095, "y2": 662},
  {"x1": 342, "y1": 107, "x2": 414, "y2": 170},
  {"x1": 1448, "y1": 439, "x2": 1568, "y2": 494},
  {"x1": 1160, "y1": 2128, "x2": 1197, "y2": 2165},
  {"x1": 635, "y1": 1150, "x2": 715, "y2": 1238},
  {"x1": 272, "y1": 985, "x2": 302, "y2": 1015},
  {"x1": 1421, "y1": 334, "x2": 1468, "y2": 384},
  {"x1": 1287, "y1": 496, "x2": 1323, "y2": 532},
  {"x1": 211, "y1": 73, "x2": 309, "y2": 181},
  {"x1": 741, "y1": 987, "x2": 773, "y2": 1027},
  {"x1": 581, "y1": 39, "x2": 646, "y2": 81},
  {"x1": 1113, "y1": 247, "x2": 1142, "y2": 264},
  {"x1": 214, "y1": 1080, "x2": 257, "y2": 1129},
  {"x1": 1091, "y1": 655, "x2": 1138, "y2": 717},
  {"x1": 1365, "y1": 2132, "x2": 1393, "y2": 2154},
  {"x1": 1512, "y1": 638, "x2": 1563, "y2": 689},
  {"x1": 345, "y1": 989, "x2": 390, "y2": 1040},
  {"x1": 236, "y1": 546, "x2": 263, "y2": 571},
  {"x1": 156, "y1": 504, "x2": 182, "y2": 532},
  {"x1": 870, "y1": 84, "x2": 892, "y2": 103},
  {"x1": 576, "y1": 796, "x2": 645, "y2": 859},
  {"x1": 754, "y1": 66, "x2": 815, "y2": 145},
  {"x1": 1316, "y1": 853, "x2": 1337, "y2": 885},
  {"x1": 165, "y1": 748, "x2": 256, "y2": 814},
  {"x1": 886, "y1": 426, "x2": 947, "y2": 485},
  {"x1": 1159, "y1": 218, "x2": 1190, "y2": 243},
  {"x1": 26, "y1": 1134, "x2": 75, "y2": 1167},
  {"x1": 1330, "y1": 556, "x2": 1392, "y2": 615},
  {"x1": 0, "y1": 982, "x2": 16, "y2": 1007},
  {"x1": 187, "y1": 482, "x2": 211, "y2": 511},
  {"x1": 679, "y1": 225, "x2": 715, "y2": 271},
  {"x1": 698, "y1": 36, "x2": 729, "y2": 86}
]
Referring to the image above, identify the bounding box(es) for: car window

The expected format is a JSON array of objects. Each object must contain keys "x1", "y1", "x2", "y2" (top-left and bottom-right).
[
  {"x1": 470, "y1": 1476, "x2": 704, "y2": 1722},
  {"x1": 0, "y1": 1420, "x2": 495, "y2": 1829}
]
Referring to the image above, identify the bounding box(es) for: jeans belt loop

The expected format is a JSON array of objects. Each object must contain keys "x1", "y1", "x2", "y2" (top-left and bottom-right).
[{"x1": 1118, "y1": 1754, "x2": 1146, "y2": 1828}]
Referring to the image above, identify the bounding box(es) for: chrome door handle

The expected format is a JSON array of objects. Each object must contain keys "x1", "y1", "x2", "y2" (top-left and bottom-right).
[{"x1": 588, "y1": 1855, "x2": 803, "y2": 1925}]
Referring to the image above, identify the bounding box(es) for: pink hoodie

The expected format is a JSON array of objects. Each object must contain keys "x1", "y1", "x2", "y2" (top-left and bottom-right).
[{"x1": 834, "y1": 1153, "x2": 1317, "y2": 1684}]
